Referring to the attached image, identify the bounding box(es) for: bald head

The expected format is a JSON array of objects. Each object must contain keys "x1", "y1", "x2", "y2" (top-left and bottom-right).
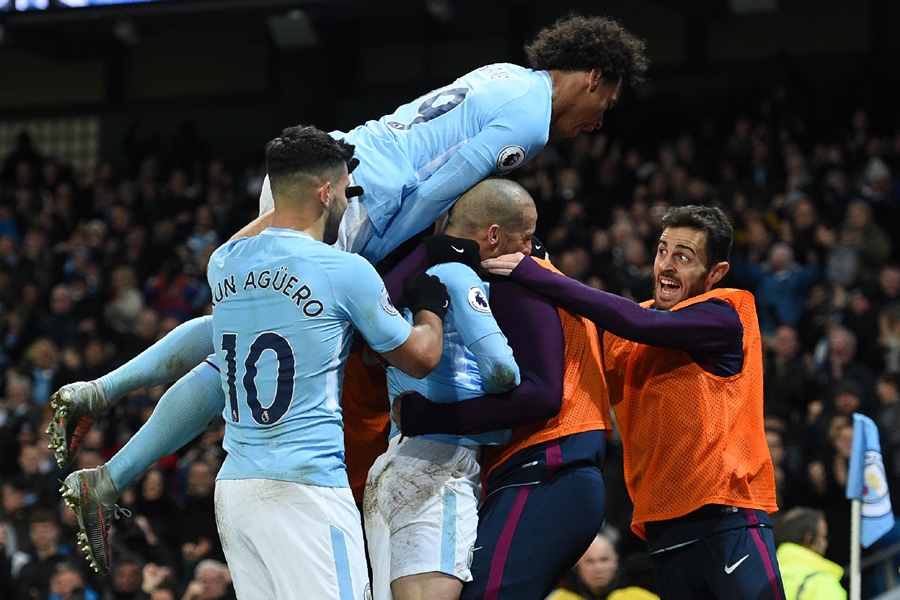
[{"x1": 445, "y1": 179, "x2": 537, "y2": 258}]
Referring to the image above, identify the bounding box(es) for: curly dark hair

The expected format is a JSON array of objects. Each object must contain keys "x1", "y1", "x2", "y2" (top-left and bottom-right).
[
  {"x1": 265, "y1": 124, "x2": 355, "y2": 180},
  {"x1": 524, "y1": 14, "x2": 649, "y2": 87}
]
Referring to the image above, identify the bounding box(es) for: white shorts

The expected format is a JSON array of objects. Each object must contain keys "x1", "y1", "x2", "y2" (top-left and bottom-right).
[
  {"x1": 215, "y1": 479, "x2": 371, "y2": 600},
  {"x1": 363, "y1": 436, "x2": 482, "y2": 600}
]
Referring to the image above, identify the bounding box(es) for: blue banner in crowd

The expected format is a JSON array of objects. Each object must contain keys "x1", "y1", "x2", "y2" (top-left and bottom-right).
[{"x1": 845, "y1": 413, "x2": 895, "y2": 548}]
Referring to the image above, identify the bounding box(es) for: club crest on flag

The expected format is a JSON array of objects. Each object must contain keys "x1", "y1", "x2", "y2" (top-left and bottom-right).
[{"x1": 861, "y1": 450, "x2": 892, "y2": 519}]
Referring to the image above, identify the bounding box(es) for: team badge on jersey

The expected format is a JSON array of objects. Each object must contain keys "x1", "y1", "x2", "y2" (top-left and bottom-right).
[
  {"x1": 467, "y1": 287, "x2": 491, "y2": 313},
  {"x1": 496, "y1": 145, "x2": 526, "y2": 172},
  {"x1": 380, "y1": 285, "x2": 399, "y2": 316}
]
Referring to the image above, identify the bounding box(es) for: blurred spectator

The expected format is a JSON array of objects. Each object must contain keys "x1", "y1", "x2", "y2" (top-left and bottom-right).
[
  {"x1": 547, "y1": 199, "x2": 592, "y2": 252},
  {"x1": 734, "y1": 242, "x2": 823, "y2": 337},
  {"x1": 811, "y1": 324, "x2": 878, "y2": 415},
  {"x1": 766, "y1": 425, "x2": 815, "y2": 511},
  {"x1": 180, "y1": 559, "x2": 234, "y2": 600},
  {"x1": 168, "y1": 460, "x2": 224, "y2": 579},
  {"x1": 821, "y1": 169, "x2": 853, "y2": 226},
  {"x1": 840, "y1": 109, "x2": 870, "y2": 174},
  {"x1": 839, "y1": 200, "x2": 892, "y2": 286},
  {"x1": 72, "y1": 446, "x2": 106, "y2": 473},
  {"x1": 763, "y1": 324, "x2": 814, "y2": 432},
  {"x1": 111, "y1": 308, "x2": 162, "y2": 364},
  {"x1": 143, "y1": 252, "x2": 202, "y2": 323},
  {"x1": 122, "y1": 468, "x2": 180, "y2": 552},
  {"x1": 19, "y1": 230, "x2": 56, "y2": 293},
  {"x1": 857, "y1": 158, "x2": 900, "y2": 253},
  {"x1": 879, "y1": 303, "x2": 900, "y2": 374},
  {"x1": 0, "y1": 372, "x2": 43, "y2": 476},
  {"x1": 1, "y1": 132, "x2": 44, "y2": 186},
  {"x1": 782, "y1": 196, "x2": 825, "y2": 266},
  {"x1": 547, "y1": 532, "x2": 620, "y2": 600},
  {"x1": 48, "y1": 561, "x2": 100, "y2": 600},
  {"x1": 557, "y1": 247, "x2": 593, "y2": 283},
  {"x1": 16, "y1": 508, "x2": 77, "y2": 600},
  {"x1": 140, "y1": 562, "x2": 177, "y2": 600},
  {"x1": 16, "y1": 442, "x2": 61, "y2": 511},
  {"x1": 151, "y1": 585, "x2": 178, "y2": 600},
  {"x1": 836, "y1": 286, "x2": 886, "y2": 373},
  {"x1": 104, "y1": 267, "x2": 147, "y2": 337},
  {"x1": 70, "y1": 338, "x2": 116, "y2": 384},
  {"x1": 99, "y1": 554, "x2": 145, "y2": 600},
  {"x1": 21, "y1": 337, "x2": 70, "y2": 408},
  {"x1": 150, "y1": 170, "x2": 195, "y2": 228},
  {"x1": 175, "y1": 423, "x2": 224, "y2": 485},
  {"x1": 2, "y1": 477, "x2": 34, "y2": 559},
  {"x1": 806, "y1": 418, "x2": 853, "y2": 568},
  {"x1": 794, "y1": 283, "x2": 842, "y2": 355},
  {"x1": 864, "y1": 263, "x2": 900, "y2": 313},
  {"x1": 1, "y1": 515, "x2": 29, "y2": 590},
  {"x1": 184, "y1": 207, "x2": 219, "y2": 265},
  {"x1": 877, "y1": 372, "x2": 900, "y2": 501},
  {"x1": 0, "y1": 313, "x2": 26, "y2": 374},
  {"x1": 613, "y1": 238, "x2": 654, "y2": 301},
  {"x1": 774, "y1": 506, "x2": 845, "y2": 600},
  {"x1": 140, "y1": 220, "x2": 178, "y2": 282},
  {"x1": 107, "y1": 507, "x2": 177, "y2": 573}
]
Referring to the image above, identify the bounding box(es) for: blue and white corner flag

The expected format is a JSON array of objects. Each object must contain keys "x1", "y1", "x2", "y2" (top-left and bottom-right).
[{"x1": 845, "y1": 413, "x2": 895, "y2": 548}]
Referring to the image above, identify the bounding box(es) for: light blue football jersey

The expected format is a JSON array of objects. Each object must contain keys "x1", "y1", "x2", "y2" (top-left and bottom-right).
[
  {"x1": 387, "y1": 262, "x2": 520, "y2": 447},
  {"x1": 259, "y1": 63, "x2": 552, "y2": 264},
  {"x1": 208, "y1": 228, "x2": 412, "y2": 487}
]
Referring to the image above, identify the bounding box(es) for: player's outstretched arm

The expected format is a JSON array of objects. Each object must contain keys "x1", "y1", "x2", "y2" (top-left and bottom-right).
[{"x1": 496, "y1": 254, "x2": 743, "y2": 353}]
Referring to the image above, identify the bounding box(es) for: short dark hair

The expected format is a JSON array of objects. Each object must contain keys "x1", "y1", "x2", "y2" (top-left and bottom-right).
[
  {"x1": 28, "y1": 507, "x2": 57, "y2": 524},
  {"x1": 775, "y1": 506, "x2": 824, "y2": 548},
  {"x1": 660, "y1": 205, "x2": 733, "y2": 267},
  {"x1": 524, "y1": 14, "x2": 649, "y2": 87},
  {"x1": 833, "y1": 379, "x2": 863, "y2": 400},
  {"x1": 879, "y1": 371, "x2": 900, "y2": 389},
  {"x1": 264, "y1": 125, "x2": 354, "y2": 181}
]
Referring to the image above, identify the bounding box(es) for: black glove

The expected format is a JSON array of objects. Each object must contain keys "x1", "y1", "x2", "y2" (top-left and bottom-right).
[
  {"x1": 346, "y1": 157, "x2": 363, "y2": 197},
  {"x1": 423, "y1": 234, "x2": 481, "y2": 272},
  {"x1": 530, "y1": 235, "x2": 548, "y2": 260},
  {"x1": 404, "y1": 273, "x2": 450, "y2": 320}
]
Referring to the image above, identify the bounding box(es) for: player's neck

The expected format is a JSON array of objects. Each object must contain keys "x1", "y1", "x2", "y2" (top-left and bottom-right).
[
  {"x1": 270, "y1": 207, "x2": 324, "y2": 241},
  {"x1": 548, "y1": 69, "x2": 583, "y2": 116}
]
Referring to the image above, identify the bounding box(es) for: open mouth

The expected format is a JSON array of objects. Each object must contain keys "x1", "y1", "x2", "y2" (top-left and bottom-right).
[{"x1": 657, "y1": 276, "x2": 681, "y2": 301}]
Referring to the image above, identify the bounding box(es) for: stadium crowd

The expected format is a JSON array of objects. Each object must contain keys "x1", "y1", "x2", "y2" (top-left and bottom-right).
[{"x1": 1, "y1": 73, "x2": 899, "y2": 599}]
